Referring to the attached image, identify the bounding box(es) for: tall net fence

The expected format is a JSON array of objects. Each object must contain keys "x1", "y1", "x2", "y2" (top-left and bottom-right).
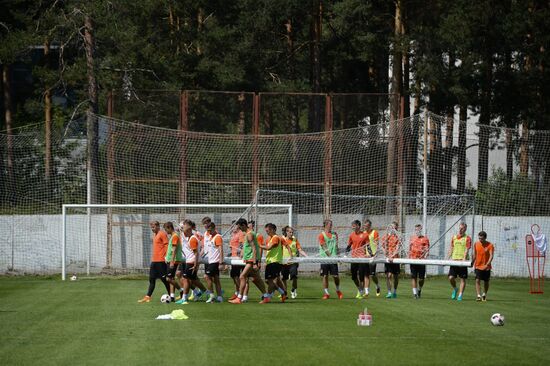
[{"x1": 1, "y1": 101, "x2": 550, "y2": 276}]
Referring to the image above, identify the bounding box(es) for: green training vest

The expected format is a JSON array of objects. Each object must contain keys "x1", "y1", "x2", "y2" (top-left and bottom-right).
[{"x1": 319, "y1": 232, "x2": 337, "y2": 257}]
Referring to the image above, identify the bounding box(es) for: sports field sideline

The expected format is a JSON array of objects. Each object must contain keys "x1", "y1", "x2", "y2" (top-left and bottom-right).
[{"x1": 0, "y1": 276, "x2": 548, "y2": 366}]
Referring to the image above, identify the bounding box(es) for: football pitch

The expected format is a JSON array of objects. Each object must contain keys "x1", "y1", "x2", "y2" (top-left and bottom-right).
[{"x1": 0, "y1": 276, "x2": 549, "y2": 366}]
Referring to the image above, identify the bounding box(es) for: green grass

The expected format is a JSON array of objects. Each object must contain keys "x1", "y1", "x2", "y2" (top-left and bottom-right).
[{"x1": 0, "y1": 276, "x2": 549, "y2": 366}]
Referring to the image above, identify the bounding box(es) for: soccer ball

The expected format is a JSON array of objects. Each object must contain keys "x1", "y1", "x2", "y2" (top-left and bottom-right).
[
  {"x1": 70, "y1": 275, "x2": 77, "y2": 281},
  {"x1": 160, "y1": 294, "x2": 171, "y2": 303},
  {"x1": 491, "y1": 313, "x2": 505, "y2": 326}
]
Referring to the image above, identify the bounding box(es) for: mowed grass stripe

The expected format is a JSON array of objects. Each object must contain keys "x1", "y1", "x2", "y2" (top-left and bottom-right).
[{"x1": 0, "y1": 276, "x2": 549, "y2": 366}]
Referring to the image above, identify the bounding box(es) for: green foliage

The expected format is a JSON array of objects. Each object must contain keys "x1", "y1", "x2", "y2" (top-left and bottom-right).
[{"x1": 475, "y1": 168, "x2": 550, "y2": 216}]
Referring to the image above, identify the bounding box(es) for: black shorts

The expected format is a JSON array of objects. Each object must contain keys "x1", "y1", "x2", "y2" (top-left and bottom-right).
[
  {"x1": 448, "y1": 266, "x2": 468, "y2": 279},
  {"x1": 230, "y1": 265, "x2": 244, "y2": 278},
  {"x1": 475, "y1": 269, "x2": 491, "y2": 281},
  {"x1": 351, "y1": 263, "x2": 369, "y2": 279},
  {"x1": 320, "y1": 263, "x2": 339, "y2": 276},
  {"x1": 410, "y1": 264, "x2": 426, "y2": 279},
  {"x1": 182, "y1": 263, "x2": 198, "y2": 280},
  {"x1": 205, "y1": 263, "x2": 220, "y2": 277},
  {"x1": 368, "y1": 263, "x2": 379, "y2": 276},
  {"x1": 265, "y1": 263, "x2": 282, "y2": 280},
  {"x1": 281, "y1": 263, "x2": 299, "y2": 280},
  {"x1": 385, "y1": 263, "x2": 401, "y2": 274},
  {"x1": 166, "y1": 262, "x2": 181, "y2": 278},
  {"x1": 149, "y1": 262, "x2": 167, "y2": 279}
]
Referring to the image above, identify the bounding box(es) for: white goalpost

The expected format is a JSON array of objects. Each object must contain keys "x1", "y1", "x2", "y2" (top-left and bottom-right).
[{"x1": 61, "y1": 203, "x2": 292, "y2": 280}]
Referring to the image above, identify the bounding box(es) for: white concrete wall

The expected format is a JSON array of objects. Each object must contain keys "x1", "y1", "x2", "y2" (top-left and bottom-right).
[{"x1": 1, "y1": 213, "x2": 548, "y2": 278}]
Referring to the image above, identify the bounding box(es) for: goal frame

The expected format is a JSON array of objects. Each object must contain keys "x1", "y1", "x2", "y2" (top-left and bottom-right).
[{"x1": 61, "y1": 203, "x2": 293, "y2": 280}]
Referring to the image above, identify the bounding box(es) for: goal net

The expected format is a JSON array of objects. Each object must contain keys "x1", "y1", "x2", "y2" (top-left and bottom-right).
[
  {"x1": 253, "y1": 189, "x2": 475, "y2": 275},
  {"x1": 61, "y1": 203, "x2": 291, "y2": 280}
]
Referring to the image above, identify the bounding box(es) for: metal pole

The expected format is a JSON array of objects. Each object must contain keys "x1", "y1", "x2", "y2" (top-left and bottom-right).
[
  {"x1": 10, "y1": 210, "x2": 14, "y2": 271},
  {"x1": 254, "y1": 189, "x2": 259, "y2": 231},
  {"x1": 62, "y1": 205, "x2": 66, "y2": 281},
  {"x1": 87, "y1": 168, "x2": 91, "y2": 276},
  {"x1": 288, "y1": 204, "x2": 293, "y2": 228},
  {"x1": 471, "y1": 198, "x2": 476, "y2": 242},
  {"x1": 422, "y1": 112, "x2": 428, "y2": 235}
]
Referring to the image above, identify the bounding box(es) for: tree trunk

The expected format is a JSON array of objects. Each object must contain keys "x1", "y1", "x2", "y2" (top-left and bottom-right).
[
  {"x1": 505, "y1": 128, "x2": 514, "y2": 180},
  {"x1": 503, "y1": 50, "x2": 514, "y2": 181},
  {"x1": 308, "y1": 0, "x2": 322, "y2": 132},
  {"x1": 386, "y1": 0, "x2": 403, "y2": 209},
  {"x1": 477, "y1": 50, "x2": 492, "y2": 187},
  {"x1": 44, "y1": 39, "x2": 53, "y2": 184},
  {"x1": 2, "y1": 64, "x2": 15, "y2": 206},
  {"x1": 520, "y1": 121, "x2": 529, "y2": 176},
  {"x1": 404, "y1": 76, "x2": 421, "y2": 197},
  {"x1": 196, "y1": 8, "x2": 203, "y2": 55},
  {"x1": 428, "y1": 113, "x2": 442, "y2": 194},
  {"x1": 413, "y1": 77, "x2": 421, "y2": 115},
  {"x1": 445, "y1": 111, "x2": 454, "y2": 192},
  {"x1": 402, "y1": 51, "x2": 410, "y2": 119},
  {"x1": 286, "y1": 19, "x2": 299, "y2": 134},
  {"x1": 444, "y1": 52, "x2": 455, "y2": 193},
  {"x1": 457, "y1": 105, "x2": 467, "y2": 193},
  {"x1": 238, "y1": 92, "x2": 246, "y2": 134},
  {"x1": 84, "y1": 15, "x2": 99, "y2": 203}
]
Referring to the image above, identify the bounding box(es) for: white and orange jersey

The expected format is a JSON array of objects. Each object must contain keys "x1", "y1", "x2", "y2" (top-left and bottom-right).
[
  {"x1": 193, "y1": 229, "x2": 208, "y2": 257},
  {"x1": 204, "y1": 231, "x2": 224, "y2": 264},
  {"x1": 193, "y1": 230, "x2": 204, "y2": 243},
  {"x1": 182, "y1": 232, "x2": 200, "y2": 264}
]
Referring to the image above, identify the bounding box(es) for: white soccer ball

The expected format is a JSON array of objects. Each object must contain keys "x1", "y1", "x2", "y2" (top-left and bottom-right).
[
  {"x1": 160, "y1": 294, "x2": 171, "y2": 303},
  {"x1": 70, "y1": 275, "x2": 77, "y2": 281},
  {"x1": 491, "y1": 313, "x2": 505, "y2": 326}
]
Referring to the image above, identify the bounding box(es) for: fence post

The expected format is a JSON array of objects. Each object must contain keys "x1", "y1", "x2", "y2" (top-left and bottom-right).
[
  {"x1": 105, "y1": 91, "x2": 114, "y2": 270},
  {"x1": 323, "y1": 94, "x2": 333, "y2": 220},
  {"x1": 179, "y1": 90, "x2": 189, "y2": 206},
  {"x1": 62, "y1": 204, "x2": 66, "y2": 280},
  {"x1": 252, "y1": 93, "x2": 260, "y2": 200}
]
